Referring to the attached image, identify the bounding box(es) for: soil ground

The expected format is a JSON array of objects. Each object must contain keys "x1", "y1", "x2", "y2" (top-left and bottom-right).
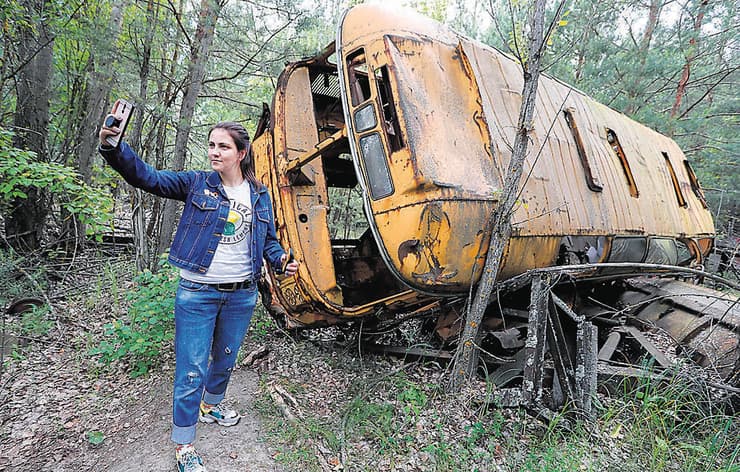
[
  {"x1": 99, "y1": 367, "x2": 282, "y2": 472},
  {"x1": 1, "y1": 335, "x2": 282, "y2": 472}
]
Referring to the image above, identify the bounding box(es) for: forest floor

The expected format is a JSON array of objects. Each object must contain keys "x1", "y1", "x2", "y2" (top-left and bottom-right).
[
  {"x1": 1, "y1": 254, "x2": 739, "y2": 472},
  {"x1": 0, "y1": 296, "x2": 283, "y2": 471}
]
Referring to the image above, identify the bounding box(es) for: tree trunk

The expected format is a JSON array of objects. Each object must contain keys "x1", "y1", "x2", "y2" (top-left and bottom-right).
[
  {"x1": 126, "y1": 0, "x2": 159, "y2": 272},
  {"x1": 154, "y1": 0, "x2": 225, "y2": 266},
  {"x1": 448, "y1": 0, "x2": 548, "y2": 392},
  {"x1": 670, "y1": 0, "x2": 709, "y2": 118},
  {"x1": 60, "y1": 1, "x2": 127, "y2": 251},
  {"x1": 624, "y1": 0, "x2": 662, "y2": 116},
  {"x1": 75, "y1": 2, "x2": 126, "y2": 184},
  {"x1": 5, "y1": 0, "x2": 54, "y2": 252}
]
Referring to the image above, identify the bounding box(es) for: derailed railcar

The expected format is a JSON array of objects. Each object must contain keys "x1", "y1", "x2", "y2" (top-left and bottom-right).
[{"x1": 253, "y1": 4, "x2": 715, "y2": 328}]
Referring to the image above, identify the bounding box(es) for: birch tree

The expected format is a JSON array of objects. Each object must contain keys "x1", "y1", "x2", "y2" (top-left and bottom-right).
[{"x1": 448, "y1": 0, "x2": 559, "y2": 392}]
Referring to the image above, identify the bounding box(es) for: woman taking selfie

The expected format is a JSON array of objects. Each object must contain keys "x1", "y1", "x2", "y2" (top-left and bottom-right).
[{"x1": 99, "y1": 115, "x2": 298, "y2": 472}]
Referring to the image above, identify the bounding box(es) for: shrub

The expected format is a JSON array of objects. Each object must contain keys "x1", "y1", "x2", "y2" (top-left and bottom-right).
[
  {"x1": 0, "y1": 128, "x2": 113, "y2": 240},
  {"x1": 90, "y1": 262, "x2": 178, "y2": 377}
]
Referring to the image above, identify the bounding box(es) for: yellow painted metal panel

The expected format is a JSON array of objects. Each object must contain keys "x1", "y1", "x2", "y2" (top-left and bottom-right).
[
  {"x1": 274, "y1": 66, "x2": 343, "y2": 305},
  {"x1": 499, "y1": 236, "x2": 562, "y2": 280}
]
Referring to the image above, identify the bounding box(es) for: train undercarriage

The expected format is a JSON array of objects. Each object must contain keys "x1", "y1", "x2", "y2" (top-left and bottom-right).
[{"x1": 262, "y1": 265, "x2": 740, "y2": 414}]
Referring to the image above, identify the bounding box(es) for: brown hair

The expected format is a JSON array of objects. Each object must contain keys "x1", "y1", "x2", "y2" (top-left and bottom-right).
[{"x1": 209, "y1": 121, "x2": 262, "y2": 189}]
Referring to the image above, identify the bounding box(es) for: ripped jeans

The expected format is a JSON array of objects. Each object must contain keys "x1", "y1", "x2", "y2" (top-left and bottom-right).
[{"x1": 170, "y1": 278, "x2": 257, "y2": 444}]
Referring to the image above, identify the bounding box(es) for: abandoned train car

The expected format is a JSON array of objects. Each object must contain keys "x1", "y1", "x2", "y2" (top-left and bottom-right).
[{"x1": 252, "y1": 4, "x2": 715, "y2": 328}]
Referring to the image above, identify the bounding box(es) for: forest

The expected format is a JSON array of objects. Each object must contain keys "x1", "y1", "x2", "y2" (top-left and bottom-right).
[
  {"x1": 0, "y1": 0, "x2": 737, "y2": 262},
  {"x1": 1, "y1": 0, "x2": 738, "y2": 470}
]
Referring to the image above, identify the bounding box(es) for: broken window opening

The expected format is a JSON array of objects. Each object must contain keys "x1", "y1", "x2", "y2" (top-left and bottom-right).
[
  {"x1": 376, "y1": 65, "x2": 405, "y2": 152},
  {"x1": 606, "y1": 129, "x2": 639, "y2": 198},
  {"x1": 662, "y1": 152, "x2": 686, "y2": 207},
  {"x1": 564, "y1": 109, "x2": 602, "y2": 192},
  {"x1": 346, "y1": 49, "x2": 372, "y2": 107},
  {"x1": 675, "y1": 239, "x2": 694, "y2": 266},
  {"x1": 311, "y1": 70, "x2": 344, "y2": 139},
  {"x1": 683, "y1": 159, "x2": 708, "y2": 209}
]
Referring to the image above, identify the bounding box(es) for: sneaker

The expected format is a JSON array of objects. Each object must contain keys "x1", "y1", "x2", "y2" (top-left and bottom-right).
[
  {"x1": 199, "y1": 401, "x2": 241, "y2": 426},
  {"x1": 176, "y1": 444, "x2": 207, "y2": 472}
]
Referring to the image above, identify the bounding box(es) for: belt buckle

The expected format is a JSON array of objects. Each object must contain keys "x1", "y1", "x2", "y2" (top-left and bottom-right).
[{"x1": 218, "y1": 282, "x2": 238, "y2": 292}]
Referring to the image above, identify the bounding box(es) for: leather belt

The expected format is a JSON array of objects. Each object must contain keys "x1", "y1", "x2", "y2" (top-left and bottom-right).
[{"x1": 211, "y1": 280, "x2": 255, "y2": 292}]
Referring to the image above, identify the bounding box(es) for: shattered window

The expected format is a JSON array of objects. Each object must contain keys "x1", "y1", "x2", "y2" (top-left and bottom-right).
[
  {"x1": 683, "y1": 159, "x2": 708, "y2": 209},
  {"x1": 564, "y1": 109, "x2": 602, "y2": 192},
  {"x1": 662, "y1": 152, "x2": 686, "y2": 207}
]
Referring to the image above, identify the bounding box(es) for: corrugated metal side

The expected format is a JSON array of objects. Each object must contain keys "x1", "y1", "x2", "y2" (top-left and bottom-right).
[{"x1": 462, "y1": 38, "x2": 714, "y2": 239}]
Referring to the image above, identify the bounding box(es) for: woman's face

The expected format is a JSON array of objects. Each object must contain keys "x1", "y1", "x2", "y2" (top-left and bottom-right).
[{"x1": 208, "y1": 128, "x2": 245, "y2": 178}]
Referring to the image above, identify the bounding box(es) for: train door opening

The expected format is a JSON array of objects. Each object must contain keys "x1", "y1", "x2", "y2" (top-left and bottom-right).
[{"x1": 287, "y1": 61, "x2": 405, "y2": 307}]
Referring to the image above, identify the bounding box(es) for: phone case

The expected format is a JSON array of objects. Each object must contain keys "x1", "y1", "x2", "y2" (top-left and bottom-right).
[{"x1": 105, "y1": 99, "x2": 134, "y2": 147}]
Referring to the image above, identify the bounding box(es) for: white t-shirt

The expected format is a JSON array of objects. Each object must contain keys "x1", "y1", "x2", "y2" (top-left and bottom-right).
[{"x1": 181, "y1": 181, "x2": 253, "y2": 283}]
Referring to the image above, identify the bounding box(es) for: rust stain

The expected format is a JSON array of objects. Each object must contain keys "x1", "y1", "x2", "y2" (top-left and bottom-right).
[{"x1": 401, "y1": 203, "x2": 459, "y2": 283}]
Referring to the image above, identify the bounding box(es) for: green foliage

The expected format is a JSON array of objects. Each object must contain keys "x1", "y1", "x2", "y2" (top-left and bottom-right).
[
  {"x1": 413, "y1": 0, "x2": 449, "y2": 22},
  {"x1": 18, "y1": 304, "x2": 54, "y2": 338},
  {"x1": 344, "y1": 397, "x2": 396, "y2": 445},
  {"x1": 395, "y1": 379, "x2": 428, "y2": 418},
  {"x1": 248, "y1": 303, "x2": 275, "y2": 341},
  {"x1": 90, "y1": 262, "x2": 178, "y2": 377},
  {"x1": 327, "y1": 186, "x2": 366, "y2": 239},
  {"x1": 87, "y1": 430, "x2": 105, "y2": 446},
  {"x1": 0, "y1": 249, "x2": 47, "y2": 309},
  {"x1": 0, "y1": 129, "x2": 114, "y2": 241},
  {"x1": 258, "y1": 359, "x2": 740, "y2": 472}
]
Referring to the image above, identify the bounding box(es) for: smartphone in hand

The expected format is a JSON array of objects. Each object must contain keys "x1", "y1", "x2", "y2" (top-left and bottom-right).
[{"x1": 103, "y1": 99, "x2": 134, "y2": 147}]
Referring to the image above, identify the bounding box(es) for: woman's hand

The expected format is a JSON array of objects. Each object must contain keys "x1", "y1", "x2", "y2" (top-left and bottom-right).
[
  {"x1": 280, "y1": 253, "x2": 299, "y2": 277},
  {"x1": 99, "y1": 113, "x2": 124, "y2": 147}
]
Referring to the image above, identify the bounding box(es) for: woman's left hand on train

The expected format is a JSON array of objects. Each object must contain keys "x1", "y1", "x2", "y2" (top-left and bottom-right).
[{"x1": 281, "y1": 254, "x2": 299, "y2": 277}]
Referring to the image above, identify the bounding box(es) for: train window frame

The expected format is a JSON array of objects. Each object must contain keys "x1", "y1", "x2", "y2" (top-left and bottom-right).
[
  {"x1": 606, "y1": 128, "x2": 639, "y2": 198},
  {"x1": 564, "y1": 108, "x2": 603, "y2": 192},
  {"x1": 662, "y1": 152, "x2": 687, "y2": 207},
  {"x1": 645, "y1": 237, "x2": 679, "y2": 265},
  {"x1": 675, "y1": 238, "x2": 694, "y2": 266},
  {"x1": 607, "y1": 236, "x2": 647, "y2": 263},
  {"x1": 346, "y1": 49, "x2": 372, "y2": 107},
  {"x1": 683, "y1": 159, "x2": 708, "y2": 209}
]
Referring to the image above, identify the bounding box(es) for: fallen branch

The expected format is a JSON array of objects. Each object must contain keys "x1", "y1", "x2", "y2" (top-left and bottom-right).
[
  {"x1": 268, "y1": 384, "x2": 297, "y2": 423},
  {"x1": 241, "y1": 345, "x2": 269, "y2": 367}
]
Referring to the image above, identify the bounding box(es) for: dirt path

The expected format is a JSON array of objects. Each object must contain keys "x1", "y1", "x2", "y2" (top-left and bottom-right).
[
  {"x1": 1, "y1": 347, "x2": 283, "y2": 472},
  {"x1": 89, "y1": 368, "x2": 282, "y2": 472}
]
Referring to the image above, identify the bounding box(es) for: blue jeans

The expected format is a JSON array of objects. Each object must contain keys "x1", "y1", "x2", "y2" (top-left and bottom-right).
[{"x1": 170, "y1": 278, "x2": 257, "y2": 444}]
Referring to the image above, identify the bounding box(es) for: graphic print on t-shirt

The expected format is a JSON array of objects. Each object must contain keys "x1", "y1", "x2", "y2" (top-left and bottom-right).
[{"x1": 220, "y1": 200, "x2": 251, "y2": 244}]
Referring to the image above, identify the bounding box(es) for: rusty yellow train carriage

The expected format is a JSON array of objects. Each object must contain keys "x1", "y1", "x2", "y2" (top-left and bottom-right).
[{"x1": 253, "y1": 4, "x2": 714, "y2": 326}]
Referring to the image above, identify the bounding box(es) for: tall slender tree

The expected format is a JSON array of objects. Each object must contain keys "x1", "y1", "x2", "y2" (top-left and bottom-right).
[
  {"x1": 154, "y1": 0, "x2": 226, "y2": 263},
  {"x1": 6, "y1": 0, "x2": 55, "y2": 251},
  {"x1": 449, "y1": 0, "x2": 557, "y2": 391}
]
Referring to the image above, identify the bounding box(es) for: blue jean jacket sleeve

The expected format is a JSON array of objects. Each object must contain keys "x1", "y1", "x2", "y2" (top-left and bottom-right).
[{"x1": 99, "y1": 141, "x2": 194, "y2": 201}]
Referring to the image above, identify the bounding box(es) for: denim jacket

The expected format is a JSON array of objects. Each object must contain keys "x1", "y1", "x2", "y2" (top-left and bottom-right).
[{"x1": 99, "y1": 141, "x2": 285, "y2": 280}]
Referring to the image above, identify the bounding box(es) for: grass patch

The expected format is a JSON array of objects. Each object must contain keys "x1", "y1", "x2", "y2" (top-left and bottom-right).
[{"x1": 256, "y1": 339, "x2": 740, "y2": 472}]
